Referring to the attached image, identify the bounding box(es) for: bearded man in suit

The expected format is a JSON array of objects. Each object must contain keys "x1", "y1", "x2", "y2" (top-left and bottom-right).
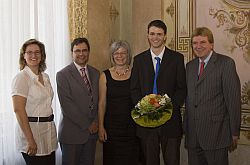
[
  {"x1": 56, "y1": 38, "x2": 99, "y2": 165},
  {"x1": 184, "y1": 27, "x2": 241, "y2": 165},
  {"x1": 131, "y1": 19, "x2": 187, "y2": 165}
]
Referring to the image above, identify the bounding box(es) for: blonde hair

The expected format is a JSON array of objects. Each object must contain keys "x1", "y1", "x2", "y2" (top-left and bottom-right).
[{"x1": 191, "y1": 27, "x2": 214, "y2": 44}]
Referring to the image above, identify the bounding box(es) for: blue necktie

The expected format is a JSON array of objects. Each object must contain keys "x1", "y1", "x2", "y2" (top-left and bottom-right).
[{"x1": 153, "y1": 57, "x2": 161, "y2": 94}]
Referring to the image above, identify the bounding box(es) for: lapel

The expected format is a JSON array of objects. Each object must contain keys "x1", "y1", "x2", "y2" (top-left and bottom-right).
[
  {"x1": 143, "y1": 49, "x2": 155, "y2": 83},
  {"x1": 68, "y1": 63, "x2": 89, "y2": 91},
  {"x1": 157, "y1": 47, "x2": 172, "y2": 78},
  {"x1": 86, "y1": 65, "x2": 94, "y2": 87},
  {"x1": 189, "y1": 58, "x2": 199, "y2": 85},
  {"x1": 196, "y1": 52, "x2": 217, "y2": 86}
]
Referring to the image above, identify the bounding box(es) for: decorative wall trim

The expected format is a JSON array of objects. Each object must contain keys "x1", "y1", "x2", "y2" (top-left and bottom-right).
[
  {"x1": 209, "y1": 6, "x2": 250, "y2": 64},
  {"x1": 223, "y1": 0, "x2": 250, "y2": 9},
  {"x1": 109, "y1": 1, "x2": 120, "y2": 44},
  {"x1": 67, "y1": 0, "x2": 88, "y2": 41},
  {"x1": 109, "y1": 2, "x2": 119, "y2": 22},
  {"x1": 162, "y1": 0, "x2": 195, "y2": 63}
]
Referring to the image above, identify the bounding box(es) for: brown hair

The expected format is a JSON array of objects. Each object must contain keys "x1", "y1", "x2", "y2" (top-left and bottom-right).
[
  {"x1": 19, "y1": 39, "x2": 47, "y2": 72},
  {"x1": 71, "y1": 37, "x2": 90, "y2": 52}
]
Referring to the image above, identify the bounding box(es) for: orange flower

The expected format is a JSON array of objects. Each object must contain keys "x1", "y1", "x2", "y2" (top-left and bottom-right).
[
  {"x1": 149, "y1": 98, "x2": 160, "y2": 108},
  {"x1": 153, "y1": 102, "x2": 160, "y2": 108},
  {"x1": 149, "y1": 98, "x2": 156, "y2": 104}
]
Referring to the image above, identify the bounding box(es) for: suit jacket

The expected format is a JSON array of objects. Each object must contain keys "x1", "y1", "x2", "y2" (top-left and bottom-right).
[
  {"x1": 131, "y1": 47, "x2": 187, "y2": 138},
  {"x1": 184, "y1": 52, "x2": 241, "y2": 150},
  {"x1": 56, "y1": 63, "x2": 99, "y2": 144}
]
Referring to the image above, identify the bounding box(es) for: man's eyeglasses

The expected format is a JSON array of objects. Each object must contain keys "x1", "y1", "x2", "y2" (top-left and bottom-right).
[
  {"x1": 73, "y1": 49, "x2": 89, "y2": 54},
  {"x1": 25, "y1": 51, "x2": 41, "y2": 56}
]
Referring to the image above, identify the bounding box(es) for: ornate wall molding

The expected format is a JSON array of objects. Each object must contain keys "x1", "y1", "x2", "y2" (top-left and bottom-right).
[
  {"x1": 109, "y1": 2, "x2": 119, "y2": 22},
  {"x1": 242, "y1": 81, "x2": 250, "y2": 106},
  {"x1": 223, "y1": 0, "x2": 250, "y2": 9},
  {"x1": 162, "y1": 0, "x2": 195, "y2": 63},
  {"x1": 241, "y1": 80, "x2": 250, "y2": 142},
  {"x1": 209, "y1": 5, "x2": 250, "y2": 64},
  {"x1": 109, "y1": 1, "x2": 120, "y2": 44},
  {"x1": 67, "y1": 0, "x2": 87, "y2": 41}
]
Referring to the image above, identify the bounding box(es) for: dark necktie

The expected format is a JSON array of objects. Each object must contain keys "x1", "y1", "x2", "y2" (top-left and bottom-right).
[
  {"x1": 198, "y1": 61, "x2": 205, "y2": 79},
  {"x1": 80, "y1": 68, "x2": 94, "y2": 110},
  {"x1": 153, "y1": 57, "x2": 161, "y2": 94}
]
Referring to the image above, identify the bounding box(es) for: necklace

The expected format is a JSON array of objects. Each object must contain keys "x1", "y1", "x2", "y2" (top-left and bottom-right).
[{"x1": 115, "y1": 66, "x2": 130, "y2": 76}]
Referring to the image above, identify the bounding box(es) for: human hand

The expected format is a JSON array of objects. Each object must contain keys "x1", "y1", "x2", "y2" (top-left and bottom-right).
[
  {"x1": 88, "y1": 121, "x2": 98, "y2": 134},
  {"x1": 26, "y1": 139, "x2": 37, "y2": 156},
  {"x1": 229, "y1": 136, "x2": 238, "y2": 152},
  {"x1": 98, "y1": 126, "x2": 107, "y2": 142}
]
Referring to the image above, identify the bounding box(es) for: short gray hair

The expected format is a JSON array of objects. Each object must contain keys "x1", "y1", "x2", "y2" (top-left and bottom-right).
[{"x1": 110, "y1": 40, "x2": 132, "y2": 66}]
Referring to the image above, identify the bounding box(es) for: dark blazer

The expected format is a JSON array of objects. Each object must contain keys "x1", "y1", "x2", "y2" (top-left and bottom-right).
[
  {"x1": 131, "y1": 47, "x2": 187, "y2": 138},
  {"x1": 184, "y1": 52, "x2": 241, "y2": 150},
  {"x1": 56, "y1": 63, "x2": 99, "y2": 144}
]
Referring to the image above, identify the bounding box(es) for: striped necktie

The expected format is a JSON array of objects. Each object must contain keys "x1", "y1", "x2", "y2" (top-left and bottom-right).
[
  {"x1": 80, "y1": 68, "x2": 92, "y2": 93},
  {"x1": 198, "y1": 61, "x2": 205, "y2": 79},
  {"x1": 80, "y1": 68, "x2": 94, "y2": 110}
]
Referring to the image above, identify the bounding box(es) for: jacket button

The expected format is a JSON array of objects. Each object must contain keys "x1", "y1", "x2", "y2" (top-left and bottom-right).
[{"x1": 194, "y1": 105, "x2": 197, "y2": 108}]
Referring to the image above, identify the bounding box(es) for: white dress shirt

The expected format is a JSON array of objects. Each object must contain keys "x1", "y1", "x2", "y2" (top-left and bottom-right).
[
  {"x1": 198, "y1": 50, "x2": 213, "y2": 75},
  {"x1": 74, "y1": 62, "x2": 91, "y2": 81},
  {"x1": 150, "y1": 47, "x2": 165, "y2": 71}
]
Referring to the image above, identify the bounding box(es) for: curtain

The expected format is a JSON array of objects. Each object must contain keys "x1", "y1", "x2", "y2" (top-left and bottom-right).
[
  {"x1": 67, "y1": 0, "x2": 88, "y2": 41},
  {"x1": 0, "y1": 0, "x2": 71, "y2": 164}
]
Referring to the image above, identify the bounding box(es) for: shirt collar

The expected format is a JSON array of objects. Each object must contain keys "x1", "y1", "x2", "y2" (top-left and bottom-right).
[
  {"x1": 23, "y1": 66, "x2": 39, "y2": 80},
  {"x1": 150, "y1": 46, "x2": 165, "y2": 60},
  {"x1": 74, "y1": 62, "x2": 87, "y2": 71},
  {"x1": 199, "y1": 50, "x2": 213, "y2": 64}
]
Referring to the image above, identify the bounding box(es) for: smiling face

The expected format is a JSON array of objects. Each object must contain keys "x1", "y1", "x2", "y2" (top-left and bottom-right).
[
  {"x1": 112, "y1": 47, "x2": 128, "y2": 66},
  {"x1": 148, "y1": 26, "x2": 167, "y2": 50},
  {"x1": 192, "y1": 35, "x2": 213, "y2": 60},
  {"x1": 72, "y1": 42, "x2": 89, "y2": 67},
  {"x1": 24, "y1": 44, "x2": 42, "y2": 69}
]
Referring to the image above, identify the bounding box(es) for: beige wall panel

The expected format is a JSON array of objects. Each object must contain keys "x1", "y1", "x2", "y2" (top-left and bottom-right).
[
  {"x1": 87, "y1": 0, "x2": 110, "y2": 71},
  {"x1": 132, "y1": 0, "x2": 162, "y2": 56}
]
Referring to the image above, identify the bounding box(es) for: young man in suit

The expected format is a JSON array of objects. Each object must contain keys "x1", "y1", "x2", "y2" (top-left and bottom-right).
[
  {"x1": 131, "y1": 20, "x2": 187, "y2": 165},
  {"x1": 56, "y1": 38, "x2": 99, "y2": 165},
  {"x1": 184, "y1": 27, "x2": 241, "y2": 165}
]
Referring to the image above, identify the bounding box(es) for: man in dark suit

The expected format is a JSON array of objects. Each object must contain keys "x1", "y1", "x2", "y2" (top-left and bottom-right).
[
  {"x1": 131, "y1": 20, "x2": 187, "y2": 165},
  {"x1": 56, "y1": 38, "x2": 99, "y2": 165},
  {"x1": 184, "y1": 27, "x2": 241, "y2": 165}
]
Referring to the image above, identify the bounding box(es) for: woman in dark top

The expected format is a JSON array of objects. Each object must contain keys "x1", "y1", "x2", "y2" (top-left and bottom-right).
[{"x1": 98, "y1": 40, "x2": 139, "y2": 165}]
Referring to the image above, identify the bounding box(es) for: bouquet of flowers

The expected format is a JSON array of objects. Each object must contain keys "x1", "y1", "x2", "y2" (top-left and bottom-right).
[{"x1": 131, "y1": 94, "x2": 173, "y2": 128}]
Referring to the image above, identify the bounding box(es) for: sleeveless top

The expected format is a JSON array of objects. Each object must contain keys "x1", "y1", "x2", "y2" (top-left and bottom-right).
[{"x1": 104, "y1": 69, "x2": 134, "y2": 129}]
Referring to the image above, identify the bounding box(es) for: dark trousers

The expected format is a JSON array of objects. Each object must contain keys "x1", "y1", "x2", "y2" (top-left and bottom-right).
[
  {"x1": 140, "y1": 135, "x2": 181, "y2": 165},
  {"x1": 188, "y1": 146, "x2": 228, "y2": 165},
  {"x1": 21, "y1": 151, "x2": 55, "y2": 165}
]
